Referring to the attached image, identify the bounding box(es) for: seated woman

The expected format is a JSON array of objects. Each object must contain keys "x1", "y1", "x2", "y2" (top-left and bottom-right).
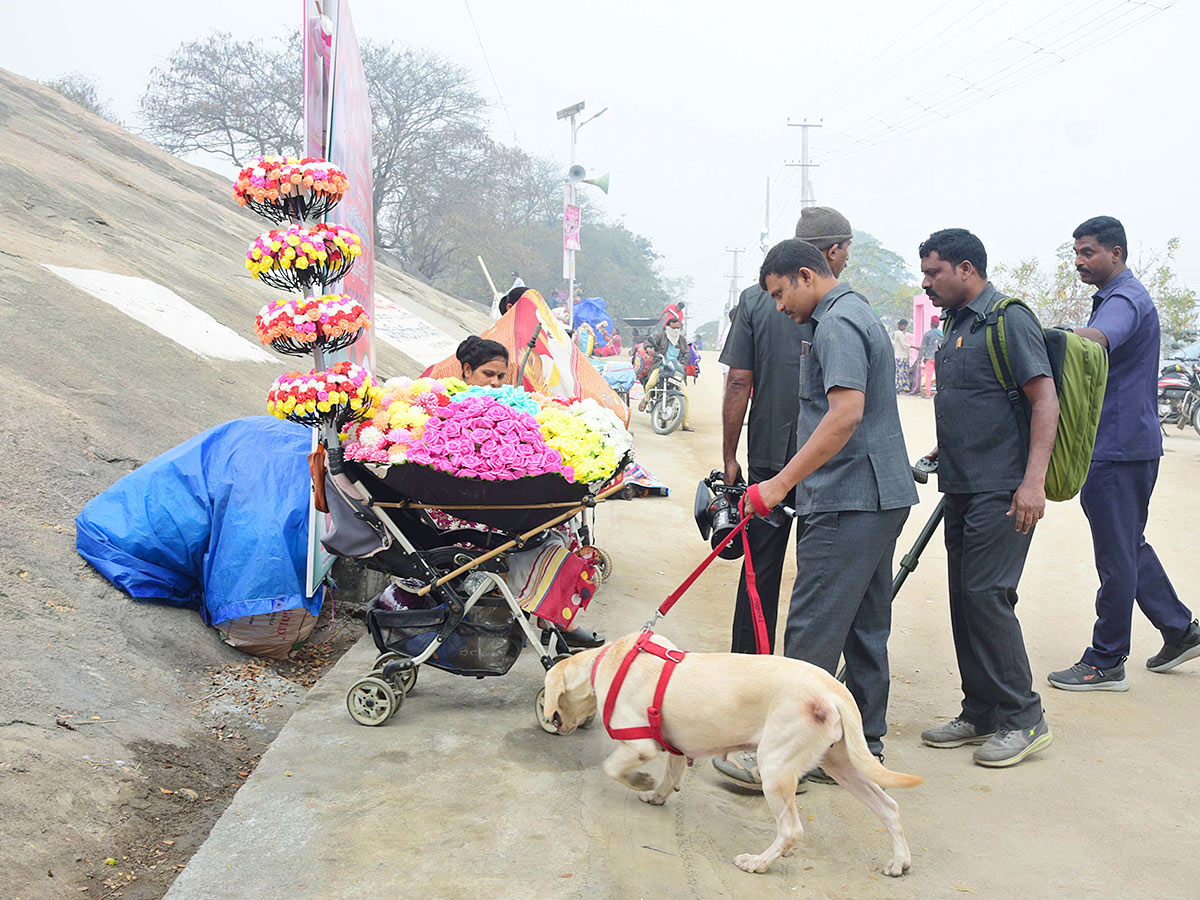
[
  {"x1": 457, "y1": 335, "x2": 509, "y2": 387},
  {"x1": 453, "y1": 335, "x2": 605, "y2": 649}
]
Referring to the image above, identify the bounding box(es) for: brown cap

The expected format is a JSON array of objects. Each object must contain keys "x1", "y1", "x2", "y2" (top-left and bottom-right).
[{"x1": 795, "y1": 206, "x2": 853, "y2": 249}]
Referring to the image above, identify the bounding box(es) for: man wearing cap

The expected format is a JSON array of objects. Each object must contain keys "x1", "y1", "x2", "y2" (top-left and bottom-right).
[{"x1": 716, "y1": 210, "x2": 916, "y2": 788}]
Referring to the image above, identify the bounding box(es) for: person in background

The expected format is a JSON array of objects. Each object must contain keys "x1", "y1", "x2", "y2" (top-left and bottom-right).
[
  {"x1": 456, "y1": 336, "x2": 509, "y2": 387},
  {"x1": 510, "y1": 271, "x2": 525, "y2": 290},
  {"x1": 891, "y1": 318, "x2": 913, "y2": 392},
  {"x1": 639, "y1": 316, "x2": 694, "y2": 431},
  {"x1": 917, "y1": 228, "x2": 1057, "y2": 768},
  {"x1": 498, "y1": 285, "x2": 527, "y2": 317},
  {"x1": 1047, "y1": 215, "x2": 1199, "y2": 690},
  {"x1": 661, "y1": 299, "x2": 687, "y2": 328},
  {"x1": 910, "y1": 316, "x2": 942, "y2": 397}
]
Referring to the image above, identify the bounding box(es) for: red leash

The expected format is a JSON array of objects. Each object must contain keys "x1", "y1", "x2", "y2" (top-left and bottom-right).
[
  {"x1": 653, "y1": 483, "x2": 771, "y2": 654},
  {"x1": 589, "y1": 484, "x2": 773, "y2": 755}
]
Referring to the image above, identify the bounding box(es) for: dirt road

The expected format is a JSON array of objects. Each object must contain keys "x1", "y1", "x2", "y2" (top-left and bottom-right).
[{"x1": 165, "y1": 350, "x2": 1200, "y2": 900}]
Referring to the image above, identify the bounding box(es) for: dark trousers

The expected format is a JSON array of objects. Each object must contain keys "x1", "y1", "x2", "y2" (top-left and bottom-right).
[
  {"x1": 783, "y1": 506, "x2": 910, "y2": 756},
  {"x1": 730, "y1": 466, "x2": 796, "y2": 654},
  {"x1": 1079, "y1": 459, "x2": 1193, "y2": 668},
  {"x1": 944, "y1": 491, "x2": 1042, "y2": 731}
]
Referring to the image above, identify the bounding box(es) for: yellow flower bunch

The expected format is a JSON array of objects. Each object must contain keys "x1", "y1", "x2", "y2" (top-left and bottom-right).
[{"x1": 535, "y1": 406, "x2": 620, "y2": 484}]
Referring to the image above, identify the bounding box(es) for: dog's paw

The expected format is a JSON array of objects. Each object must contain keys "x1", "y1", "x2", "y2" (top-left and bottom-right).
[
  {"x1": 733, "y1": 853, "x2": 771, "y2": 874},
  {"x1": 628, "y1": 771, "x2": 656, "y2": 791},
  {"x1": 883, "y1": 857, "x2": 911, "y2": 878},
  {"x1": 638, "y1": 789, "x2": 667, "y2": 806}
]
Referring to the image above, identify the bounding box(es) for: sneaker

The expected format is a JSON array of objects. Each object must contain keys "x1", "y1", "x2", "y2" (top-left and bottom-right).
[
  {"x1": 1047, "y1": 661, "x2": 1129, "y2": 692},
  {"x1": 973, "y1": 718, "x2": 1053, "y2": 768},
  {"x1": 712, "y1": 752, "x2": 808, "y2": 793},
  {"x1": 1147, "y1": 620, "x2": 1200, "y2": 672},
  {"x1": 921, "y1": 717, "x2": 997, "y2": 748}
]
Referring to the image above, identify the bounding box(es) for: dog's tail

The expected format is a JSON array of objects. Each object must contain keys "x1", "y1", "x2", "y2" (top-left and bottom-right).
[{"x1": 832, "y1": 693, "x2": 923, "y2": 790}]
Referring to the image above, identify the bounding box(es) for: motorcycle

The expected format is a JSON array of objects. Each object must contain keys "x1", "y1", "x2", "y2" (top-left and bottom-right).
[
  {"x1": 1157, "y1": 362, "x2": 1200, "y2": 435},
  {"x1": 644, "y1": 356, "x2": 688, "y2": 435}
]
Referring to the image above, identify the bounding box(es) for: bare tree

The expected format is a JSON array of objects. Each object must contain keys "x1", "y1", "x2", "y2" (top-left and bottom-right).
[
  {"x1": 43, "y1": 73, "x2": 120, "y2": 123},
  {"x1": 140, "y1": 32, "x2": 302, "y2": 166}
]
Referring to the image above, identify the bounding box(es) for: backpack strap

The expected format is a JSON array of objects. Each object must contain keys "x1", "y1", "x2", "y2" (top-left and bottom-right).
[{"x1": 972, "y1": 296, "x2": 1040, "y2": 448}]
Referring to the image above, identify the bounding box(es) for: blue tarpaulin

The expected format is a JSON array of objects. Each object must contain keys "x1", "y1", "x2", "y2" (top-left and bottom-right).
[{"x1": 76, "y1": 416, "x2": 322, "y2": 625}]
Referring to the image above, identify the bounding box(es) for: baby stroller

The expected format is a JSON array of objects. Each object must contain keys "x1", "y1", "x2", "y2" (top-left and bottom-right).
[{"x1": 320, "y1": 451, "x2": 627, "y2": 730}]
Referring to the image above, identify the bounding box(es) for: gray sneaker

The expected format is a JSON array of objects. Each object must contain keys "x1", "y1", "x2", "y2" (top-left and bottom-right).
[
  {"x1": 921, "y1": 716, "x2": 997, "y2": 748},
  {"x1": 712, "y1": 751, "x2": 808, "y2": 793},
  {"x1": 973, "y1": 718, "x2": 1053, "y2": 768}
]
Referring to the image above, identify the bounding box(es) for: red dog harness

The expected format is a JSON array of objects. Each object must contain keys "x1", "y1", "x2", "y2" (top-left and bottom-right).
[
  {"x1": 591, "y1": 631, "x2": 687, "y2": 756},
  {"x1": 586, "y1": 486, "x2": 772, "y2": 758}
]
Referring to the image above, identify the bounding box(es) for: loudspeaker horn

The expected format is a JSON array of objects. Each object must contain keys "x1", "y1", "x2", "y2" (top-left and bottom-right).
[
  {"x1": 583, "y1": 172, "x2": 610, "y2": 194},
  {"x1": 568, "y1": 164, "x2": 587, "y2": 182}
]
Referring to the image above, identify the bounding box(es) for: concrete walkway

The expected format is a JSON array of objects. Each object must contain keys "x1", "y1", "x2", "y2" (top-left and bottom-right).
[{"x1": 167, "y1": 355, "x2": 1200, "y2": 900}]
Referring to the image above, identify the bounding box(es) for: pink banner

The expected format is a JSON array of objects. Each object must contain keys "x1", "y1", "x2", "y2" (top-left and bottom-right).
[
  {"x1": 323, "y1": 0, "x2": 376, "y2": 372},
  {"x1": 564, "y1": 204, "x2": 581, "y2": 251}
]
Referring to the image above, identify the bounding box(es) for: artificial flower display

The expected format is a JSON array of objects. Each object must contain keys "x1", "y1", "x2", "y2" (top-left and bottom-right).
[
  {"x1": 267, "y1": 361, "x2": 377, "y2": 430},
  {"x1": 537, "y1": 398, "x2": 633, "y2": 486},
  {"x1": 254, "y1": 294, "x2": 371, "y2": 356},
  {"x1": 233, "y1": 156, "x2": 350, "y2": 223},
  {"x1": 245, "y1": 223, "x2": 362, "y2": 292},
  {"x1": 342, "y1": 382, "x2": 629, "y2": 485}
]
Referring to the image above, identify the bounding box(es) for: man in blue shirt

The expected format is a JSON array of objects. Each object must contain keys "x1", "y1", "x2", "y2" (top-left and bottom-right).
[{"x1": 1048, "y1": 216, "x2": 1199, "y2": 690}]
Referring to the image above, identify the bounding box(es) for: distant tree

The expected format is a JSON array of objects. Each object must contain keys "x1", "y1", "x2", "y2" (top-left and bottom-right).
[
  {"x1": 141, "y1": 32, "x2": 302, "y2": 165},
  {"x1": 693, "y1": 320, "x2": 719, "y2": 346},
  {"x1": 140, "y1": 30, "x2": 681, "y2": 313},
  {"x1": 841, "y1": 231, "x2": 920, "y2": 325},
  {"x1": 43, "y1": 73, "x2": 120, "y2": 123}
]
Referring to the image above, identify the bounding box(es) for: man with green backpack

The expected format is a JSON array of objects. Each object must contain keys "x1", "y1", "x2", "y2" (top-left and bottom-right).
[{"x1": 916, "y1": 228, "x2": 1064, "y2": 769}]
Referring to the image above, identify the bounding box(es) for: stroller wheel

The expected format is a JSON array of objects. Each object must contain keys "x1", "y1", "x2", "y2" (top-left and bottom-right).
[
  {"x1": 534, "y1": 686, "x2": 563, "y2": 736},
  {"x1": 394, "y1": 665, "x2": 419, "y2": 695},
  {"x1": 346, "y1": 676, "x2": 401, "y2": 726},
  {"x1": 594, "y1": 548, "x2": 613, "y2": 583}
]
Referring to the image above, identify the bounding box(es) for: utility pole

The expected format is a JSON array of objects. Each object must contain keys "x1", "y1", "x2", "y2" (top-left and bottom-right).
[
  {"x1": 556, "y1": 100, "x2": 608, "y2": 331},
  {"x1": 786, "y1": 119, "x2": 823, "y2": 208},
  {"x1": 724, "y1": 247, "x2": 744, "y2": 316}
]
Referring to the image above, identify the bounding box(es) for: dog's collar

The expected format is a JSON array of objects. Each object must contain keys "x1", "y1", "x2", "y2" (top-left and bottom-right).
[{"x1": 590, "y1": 643, "x2": 612, "y2": 688}]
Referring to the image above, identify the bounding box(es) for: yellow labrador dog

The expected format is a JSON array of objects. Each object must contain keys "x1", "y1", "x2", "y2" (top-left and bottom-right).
[{"x1": 543, "y1": 632, "x2": 922, "y2": 876}]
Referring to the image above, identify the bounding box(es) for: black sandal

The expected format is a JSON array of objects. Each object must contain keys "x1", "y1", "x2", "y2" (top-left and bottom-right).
[{"x1": 541, "y1": 627, "x2": 606, "y2": 650}]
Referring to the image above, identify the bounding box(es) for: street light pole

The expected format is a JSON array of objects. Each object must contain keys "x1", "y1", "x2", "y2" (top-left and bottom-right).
[{"x1": 557, "y1": 101, "x2": 607, "y2": 332}]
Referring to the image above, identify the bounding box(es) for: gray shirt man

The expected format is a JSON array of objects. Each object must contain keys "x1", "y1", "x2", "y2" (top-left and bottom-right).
[
  {"x1": 797, "y1": 285, "x2": 920, "y2": 515},
  {"x1": 784, "y1": 283, "x2": 917, "y2": 756}
]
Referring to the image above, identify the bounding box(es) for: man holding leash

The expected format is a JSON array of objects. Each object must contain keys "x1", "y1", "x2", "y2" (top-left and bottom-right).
[
  {"x1": 917, "y1": 228, "x2": 1058, "y2": 768},
  {"x1": 715, "y1": 238, "x2": 917, "y2": 789},
  {"x1": 1046, "y1": 216, "x2": 1199, "y2": 689}
]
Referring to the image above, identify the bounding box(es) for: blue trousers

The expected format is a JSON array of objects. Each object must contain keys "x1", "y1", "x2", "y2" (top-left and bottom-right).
[{"x1": 1079, "y1": 459, "x2": 1193, "y2": 668}]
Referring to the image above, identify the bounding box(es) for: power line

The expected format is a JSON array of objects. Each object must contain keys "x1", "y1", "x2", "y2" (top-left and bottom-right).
[
  {"x1": 794, "y1": 0, "x2": 960, "y2": 117},
  {"x1": 819, "y1": 0, "x2": 1129, "y2": 154},
  {"x1": 462, "y1": 0, "x2": 522, "y2": 147},
  {"x1": 819, "y1": 0, "x2": 1179, "y2": 162}
]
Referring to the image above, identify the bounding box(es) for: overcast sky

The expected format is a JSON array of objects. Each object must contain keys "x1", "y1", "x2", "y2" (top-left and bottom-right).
[{"x1": 3, "y1": 0, "x2": 1196, "y2": 326}]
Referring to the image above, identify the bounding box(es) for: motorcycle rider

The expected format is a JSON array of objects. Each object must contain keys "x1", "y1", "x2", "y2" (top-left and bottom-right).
[
  {"x1": 1047, "y1": 216, "x2": 1200, "y2": 689},
  {"x1": 638, "y1": 315, "x2": 693, "y2": 432}
]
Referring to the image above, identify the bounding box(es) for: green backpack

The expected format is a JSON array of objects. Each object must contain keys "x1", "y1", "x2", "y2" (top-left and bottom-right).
[{"x1": 980, "y1": 297, "x2": 1108, "y2": 502}]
